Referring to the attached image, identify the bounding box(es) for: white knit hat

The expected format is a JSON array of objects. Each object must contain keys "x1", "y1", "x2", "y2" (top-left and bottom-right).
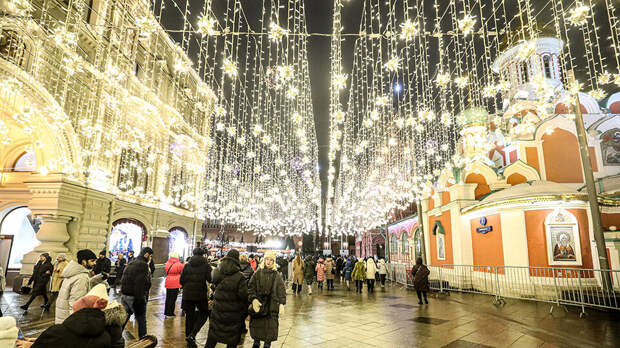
[
  {"x1": 264, "y1": 250, "x2": 277, "y2": 261},
  {"x1": 86, "y1": 283, "x2": 119, "y2": 309}
]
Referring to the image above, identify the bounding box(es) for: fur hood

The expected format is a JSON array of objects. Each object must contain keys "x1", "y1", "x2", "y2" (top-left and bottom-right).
[{"x1": 103, "y1": 304, "x2": 127, "y2": 327}]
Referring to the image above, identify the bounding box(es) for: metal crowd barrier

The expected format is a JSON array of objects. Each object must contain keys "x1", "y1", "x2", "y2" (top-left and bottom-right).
[{"x1": 386, "y1": 263, "x2": 620, "y2": 316}]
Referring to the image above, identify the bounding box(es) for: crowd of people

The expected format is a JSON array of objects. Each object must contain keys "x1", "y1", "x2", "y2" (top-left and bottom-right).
[{"x1": 0, "y1": 246, "x2": 431, "y2": 348}]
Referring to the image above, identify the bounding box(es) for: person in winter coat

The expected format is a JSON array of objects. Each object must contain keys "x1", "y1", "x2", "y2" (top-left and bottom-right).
[
  {"x1": 249, "y1": 254, "x2": 257, "y2": 271},
  {"x1": 205, "y1": 249, "x2": 248, "y2": 348},
  {"x1": 377, "y1": 258, "x2": 388, "y2": 288},
  {"x1": 21, "y1": 253, "x2": 53, "y2": 311},
  {"x1": 343, "y1": 257, "x2": 354, "y2": 290},
  {"x1": 54, "y1": 249, "x2": 104, "y2": 324},
  {"x1": 72, "y1": 284, "x2": 127, "y2": 348},
  {"x1": 365, "y1": 258, "x2": 377, "y2": 293},
  {"x1": 113, "y1": 253, "x2": 126, "y2": 291},
  {"x1": 164, "y1": 252, "x2": 185, "y2": 317},
  {"x1": 93, "y1": 251, "x2": 111, "y2": 277},
  {"x1": 324, "y1": 257, "x2": 335, "y2": 290},
  {"x1": 248, "y1": 251, "x2": 286, "y2": 348},
  {"x1": 240, "y1": 254, "x2": 255, "y2": 281},
  {"x1": 303, "y1": 256, "x2": 315, "y2": 295},
  {"x1": 0, "y1": 316, "x2": 17, "y2": 347},
  {"x1": 291, "y1": 254, "x2": 304, "y2": 294},
  {"x1": 411, "y1": 257, "x2": 430, "y2": 304},
  {"x1": 120, "y1": 247, "x2": 153, "y2": 339},
  {"x1": 276, "y1": 256, "x2": 288, "y2": 281},
  {"x1": 335, "y1": 256, "x2": 344, "y2": 279},
  {"x1": 351, "y1": 258, "x2": 366, "y2": 293},
  {"x1": 315, "y1": 258, "x2": 326, "y2": 290},
  {"x1": 51, "y1": 253, "x2": 68, "y2": 296},
  {"x1": 180, "y1": 248, "x2": 213, "y2": 347}
]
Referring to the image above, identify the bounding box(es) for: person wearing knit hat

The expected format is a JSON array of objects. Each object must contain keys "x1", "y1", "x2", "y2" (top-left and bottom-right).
[
  {"x1": 248, "y1": 249, "x2": 286, "y2": 348},
  {"x1": 50, "y1": 253, "x2": 68, "y2": 303},
  {"x1": 205, "y1": 248, "x2": 247, "y2": 348},
  {"x1": 54, "y1": 249, "x2": 104, "y2": 324},
  {"x1": 93, "y1": 250, "x2": 111, "y2": 278},
  {"x1": 180, "y1": 247, "x2": 212, "y2": 347},
  {"x1": 0, "y1": 316, "x2": 18, "y2": 348}
]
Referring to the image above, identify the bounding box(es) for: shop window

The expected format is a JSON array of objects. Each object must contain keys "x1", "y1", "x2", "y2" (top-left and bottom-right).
[
  {"x1": 108, "y1": 219, "x2": 146, "y2": 262},
  {"x1": 12, "y1": 151, "x2": 36, "y2": 171},
  {"x1": 390, "y1": 235, "x2": 398, "y2": 255},
  {"x1": 0, "y1": 30, "x2": 26, "y2": 66},
  {"x1": 414, "y1": 228, "x2": 422, "y2": 261},
  {"x1": 0, "y1": 207, "x2": 41, "y2": 268},
  {"x1": 169, "y1": 227, "x2": 189, "y2": 260}
]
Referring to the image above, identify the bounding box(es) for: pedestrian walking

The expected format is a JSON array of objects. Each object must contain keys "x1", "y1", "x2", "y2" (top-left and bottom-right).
[
  {"x1": 113, "y1": 253, "x2": 126, "y2": 291},
  {"x1": 303, "y1": 256, "x2": 315, "y2": 295},
  {"x1": 127, "y1": 251, "x2": 135, "y2": 263},
  {"x1": 50, "y1": 253, "x2": 68, "y2": 305},
  {"x1": 343, "y1": 257, "x2": 354, "y2": 290},
  {"x1": 352, "y1": 258, "x2": 366, "y2": 293},
  {"x1": 377, "y1": 258, "x2": 387, "y2": 288},
  {"x1": 54, "y1": 249, "x2": 104, "y2": 324},
  {"x1": 365, "y1": 258, "x2": 377, "y2": 293},
  {"x1": 315, "y1": 258, "x2": 325, "y2": 290},
  {"x1": 120, "y1": 247, "x2": 153, "y2": 339},
  {"x1": 411, "y1": 258, "x2": 430, "y2": 304},
  {"x1": 248, "y1": 251, "x2": 286, "y2": 348},
  {"x1": 291, "y1": 254, "x2": 304, "y2": 294},
  {"x1": 20, "y1": 253, "x2": 53, "y2": 312},
  {"x1": 325, "y1": 256, "x2": 335, "y2": 290},
  {"x1": 164, "y1": 252, "x2": 184, "y2": 317},
  {"x1": 276, "y1": 256, "x2": 288, "y2": 282},
  {"x1": 205, "y1": 249, "x2": 248, "y2": 348},
  {"x1": 249, "y1": 254, "x2": 257, "y2": 271},
  {"x1": 335, "y1": 256, "x2": 344, "y2": 280},
  {"x1": 240, "y1": 254, "x2": 255, "y2": 281},
  {"x1": 180, "y1": 247, "x2": 212, "y2": 347},
  {"x1": 93, "y1": 250, "x2": 111, "y2": 277}
]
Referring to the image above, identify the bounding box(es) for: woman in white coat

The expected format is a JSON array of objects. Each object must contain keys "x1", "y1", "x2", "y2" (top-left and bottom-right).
[
  {"x1": 377, "y1": 259, "x2": 388, "y2": 288},
  {"x1": 365, "y1": 258, "x2": 377, "y2": 293}
]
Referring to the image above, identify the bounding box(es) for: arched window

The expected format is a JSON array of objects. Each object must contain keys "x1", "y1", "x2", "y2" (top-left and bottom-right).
[
  {"x1": 0, "y1": 30, "x2": 26, "y2": 66},
  {"x1": 390, "y1": 235, "x2": 398, "y2": 254},
  {"x1": 109, "y1": 218, "x2": 147, "y2": 261},
  {"x1": 12, "y1": 151, "x2": 36, "y2": 171},
  {"x1": 401, "y1": 231, "x2": 409, "y2": 254},
  {"x1": 542, "y1": 55, "x2": 552, "y2": 79},
  {"x1": 520, "y1": 61, "x2": 529, "y2": 83},
  {"x1": 169, "y1": 227, "x2": 189, "y2": 260},
  {"x1": 0, "y1": 207, "x2": 41, "y2": 268}
]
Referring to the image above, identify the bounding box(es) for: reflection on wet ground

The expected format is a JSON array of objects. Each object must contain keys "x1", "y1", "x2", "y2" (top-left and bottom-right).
[{"x1": 2, "y1": 277, "x2": 618, "y2": 347}]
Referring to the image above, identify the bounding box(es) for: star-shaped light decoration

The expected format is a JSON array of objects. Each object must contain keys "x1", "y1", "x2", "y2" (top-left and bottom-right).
[
  {"x1": 436, "y1": 72, "x2": 450, "y2": 87},
  {"x1": 399, "y1": 19, "x2": 419, "y2": 41},
  {"x1": 269, "y1": 23, "x2": 288, "y2": 40},
  {"x1": 568, "y1": 2, "x2": 590, "y2": 26},
  {"x1": 458, "y1": 14, "x2": 476, "y2": 36},
  {"x1": 384, "y1": 57, "x2": 401, "y2": 72},
  {"x1": 223, "y1": 58, "x2": 238, "y2": 78},
  {"x1": 332, "y1": 73, "x2": 348, "y2": 89}
]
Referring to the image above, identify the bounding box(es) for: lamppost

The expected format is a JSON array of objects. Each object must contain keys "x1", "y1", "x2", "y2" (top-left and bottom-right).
[{"x1": 568, "y1": 71, "x2": 612, "y2": 289}]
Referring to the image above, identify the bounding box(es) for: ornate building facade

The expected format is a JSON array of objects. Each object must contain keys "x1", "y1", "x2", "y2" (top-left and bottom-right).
[
  {"x1": 0, "y1": 0, "x2": 215, "y2": 286},
  {"x1": 389, "y1": 33, "x2": 620, "y2": 273}
]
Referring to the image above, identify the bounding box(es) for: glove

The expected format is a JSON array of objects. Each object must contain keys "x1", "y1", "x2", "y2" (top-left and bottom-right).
[
  {"x1": 279, "y1": 304, "x2": 285, "y2": 315},
  {"x1": 252, "y1": 299, "x2": 262, "y2": 313}
]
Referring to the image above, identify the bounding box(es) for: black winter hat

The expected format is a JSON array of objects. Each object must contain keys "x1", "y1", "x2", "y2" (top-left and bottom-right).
[
  {"x1": 99, "y1": 250, "x2": 106, "y2": 256},
  {"x1": 140, "y1": 247, "x2": 154, "y2": 257},
  {"x1": 227, "y1": 249, "x2": 240, "y2": 261},
  {"x1": 77, "y1": 249, "x2": 97, "y2": 264}
]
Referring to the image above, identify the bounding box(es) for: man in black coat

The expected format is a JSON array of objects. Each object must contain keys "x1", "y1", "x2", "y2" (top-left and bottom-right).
[
  {"x1": 180, "y1": 247, "x2": 212, "y2": 347},
  {"x1": 120, "y1": 247, "x2": 153, "y2": 339},
  {"x1": 21, "y1": 253, "x2": 53, "y2": 311},
  {"x1": 205, "y1": 249, "x2": 248, "y2": 348},
  {"x1": 94, "y1": 251, "x2": 112, "y2": 277}
]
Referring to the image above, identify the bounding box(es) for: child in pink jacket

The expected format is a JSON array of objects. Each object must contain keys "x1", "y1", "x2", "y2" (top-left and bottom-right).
[{"x1": 315, "y1": 258, "x2": 326, "y2": 290}]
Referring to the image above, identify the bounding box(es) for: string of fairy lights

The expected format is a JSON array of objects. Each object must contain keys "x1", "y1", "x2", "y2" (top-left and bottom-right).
[
  {"x1": 1, "y1": 0, "x2": 618, "y2": 238},
  {"x1": 327, "y1": 0, "x2": 620, "y2": 236}
]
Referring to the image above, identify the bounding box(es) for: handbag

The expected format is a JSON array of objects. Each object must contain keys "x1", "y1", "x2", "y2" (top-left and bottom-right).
[{"x1": 249, "y1": 273, "x2": 278, "y2": 318}]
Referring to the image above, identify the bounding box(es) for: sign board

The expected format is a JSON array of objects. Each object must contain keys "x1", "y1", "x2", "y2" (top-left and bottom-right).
[
  {"x1": 323, "y1": 249, "x2": 331, "y2": 255},
  {"x1": 340, "y1": 250, "x2": 349, "y2": 256},
  {"x1": 476, "y1": 226, "x2": 493, "y2": 234}
]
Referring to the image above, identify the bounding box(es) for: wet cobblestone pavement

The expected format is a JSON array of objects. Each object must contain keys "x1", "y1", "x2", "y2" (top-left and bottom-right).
[{"x1": 2, "y1": 278, "x2": 618, "y2": 347}]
